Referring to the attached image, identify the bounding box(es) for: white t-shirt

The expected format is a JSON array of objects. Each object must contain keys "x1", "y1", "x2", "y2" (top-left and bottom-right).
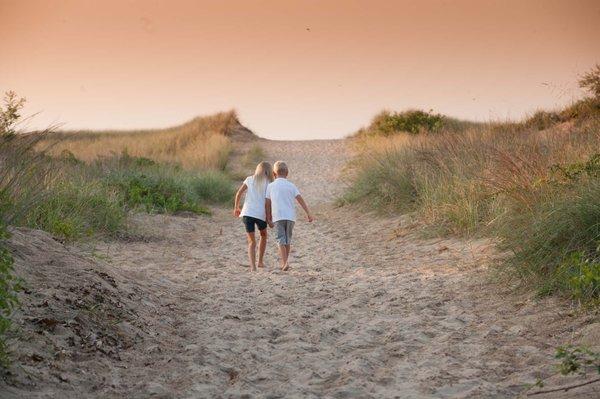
[
  {"x1": 266, "y1": 178, "x2": 301, "y2": 222},
  {"x1": 240, "y1": 176, "x2": 268, "y2": 221}
]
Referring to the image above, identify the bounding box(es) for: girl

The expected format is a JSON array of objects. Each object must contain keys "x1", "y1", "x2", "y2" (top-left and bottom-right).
[{"x1": 233, "y1": 161, "x2": 274, "y2": 271}]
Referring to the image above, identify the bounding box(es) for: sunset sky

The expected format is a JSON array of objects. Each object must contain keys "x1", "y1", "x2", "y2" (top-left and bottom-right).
[{"x1": 1, "y1": 0, "x2": 599, "y2": 139}]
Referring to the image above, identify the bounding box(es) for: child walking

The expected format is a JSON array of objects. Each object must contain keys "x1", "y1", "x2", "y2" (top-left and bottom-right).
[
  {"x1": 234, "y1": 161, "x2": 274, "y2": 272},
  {"x1": 265, "y1": 161, "x2": 313, "y2": 271}
]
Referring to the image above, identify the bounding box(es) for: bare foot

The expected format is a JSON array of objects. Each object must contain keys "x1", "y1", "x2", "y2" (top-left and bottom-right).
[
  {"x1": 281, "y1": 263, "x2": 289, "y2": 271},
  {"x1": 257, "y1": 263, "x2": 265, "y2": 268},
  {"x1": 250, "y1": 266, "x2": 257, "y2": 272}
]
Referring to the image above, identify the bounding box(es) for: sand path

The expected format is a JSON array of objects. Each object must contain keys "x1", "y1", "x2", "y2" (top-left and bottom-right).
[
  {"x1": 88, "y1": 139, "x2": 596, "y2": 398},
  {"x1": 4, "y1": 139, "x2": 597, "y2": 398}
]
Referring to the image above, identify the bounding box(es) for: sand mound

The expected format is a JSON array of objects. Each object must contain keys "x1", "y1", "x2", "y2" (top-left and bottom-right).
[{"x1": 1, "y1": 228, "x2": 155, "y2": 398}]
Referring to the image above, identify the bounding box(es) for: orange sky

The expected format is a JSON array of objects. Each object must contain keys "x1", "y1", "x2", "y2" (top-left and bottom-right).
[{"x1": 1, "y1": 0, "x2": 599, "y2": 139}]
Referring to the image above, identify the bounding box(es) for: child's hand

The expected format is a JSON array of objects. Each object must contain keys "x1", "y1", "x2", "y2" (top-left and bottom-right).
[
  {"x1": 268, "y1": 221, "x2": 274, "y2": 228},
  {"x1": 233, "y1": 208, "x2": 241, "y2": 217},
  {"x1": 307, "y1": 214, "x2": 314, "y2": 223}
]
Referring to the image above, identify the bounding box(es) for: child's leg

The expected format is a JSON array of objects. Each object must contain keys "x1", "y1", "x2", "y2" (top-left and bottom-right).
[
  {"x1": 246, "y1": 232, "x2": 257, "y2": 271},
  {"x1": 258, "y1": 228, "x2": 267, "y2": 267},
  {"x1": 281, "y1": 244, "x2": 291, "y2": 271},
  {"x1": 277, "y1": 244, "x2": 287, "y2": 268},
  {"x1": 281, "y1": 221, "x2": 294, "y2": 271}
]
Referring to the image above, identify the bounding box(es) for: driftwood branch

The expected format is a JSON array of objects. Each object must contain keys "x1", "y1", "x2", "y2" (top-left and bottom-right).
[{"x1": 528, "y1": 376, "x2": 600, "y2": 396}]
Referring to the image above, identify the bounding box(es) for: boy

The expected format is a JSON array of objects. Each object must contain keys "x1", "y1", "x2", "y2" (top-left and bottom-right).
[{"x1": 265, "y1": 161, "x2": 314, "y2": 271}]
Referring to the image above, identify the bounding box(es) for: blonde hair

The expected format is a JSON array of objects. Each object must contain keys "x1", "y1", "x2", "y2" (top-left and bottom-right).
[
  {"x1": 273, "y1": 160, "x2": 288, "y2": 176},
  {"x1": 253, "y1": 161, "x2": 274, "y2": 192}
]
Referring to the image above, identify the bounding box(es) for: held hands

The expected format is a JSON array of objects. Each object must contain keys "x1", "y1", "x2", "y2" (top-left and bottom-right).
[
  {"x1": 233, "y1": 208, "x2": 241, "y2": 217},
  {"x1": 267, "y1": 219, "x2": 274, "y2": 228}
]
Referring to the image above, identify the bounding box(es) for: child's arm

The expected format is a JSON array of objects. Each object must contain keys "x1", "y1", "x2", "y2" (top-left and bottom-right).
[
  {"x1": 295, "y1": 195, "x2": 314, "y2": 222},
  {"x1": 265, "y1": 198, "x2": 274, "y2": 228},
  {"x1": 233, "y1": 183, "x2": 247, "y2": 217}
]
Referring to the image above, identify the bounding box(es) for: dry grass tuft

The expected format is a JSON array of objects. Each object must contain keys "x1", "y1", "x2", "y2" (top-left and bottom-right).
[
  {"x1": 41, "y1": 111, "x2": 241, "y2": 170},
  {"x1": 344, "y1": 97, "x2": 600, "y2": 301}
]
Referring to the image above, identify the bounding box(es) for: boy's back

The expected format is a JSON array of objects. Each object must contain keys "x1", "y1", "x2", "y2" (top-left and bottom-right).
[{"x1": 266, "y1": 178, "x2": 300, "y2": 222}]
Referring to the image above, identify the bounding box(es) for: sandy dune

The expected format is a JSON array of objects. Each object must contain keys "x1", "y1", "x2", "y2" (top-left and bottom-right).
[{"x1": 2, "y1": 139, "x2": 598, "y2": 398}]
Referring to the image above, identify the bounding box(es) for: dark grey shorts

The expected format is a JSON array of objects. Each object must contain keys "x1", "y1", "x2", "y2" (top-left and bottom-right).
[{"x1": 274, "y1": 220, "x2": 294, "y2": 245}]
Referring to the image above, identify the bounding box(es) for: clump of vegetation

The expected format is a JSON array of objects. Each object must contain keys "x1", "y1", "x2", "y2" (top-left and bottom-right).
[
  {"x1": 579, "y1": 64, "x2": 600, "y2": 100},
  {"x1": 354, "y1": 109, "x2": 477, "y2": 137},
  {"x1": 530, "y1": 345, "x2": 600, "y2": 395},
  {"x1": 24, "y1": 179, "x2": 126, "y2": 241},
  {"x1": 103, "y1": 164, "x2": 233, "y2": 215},
  {"x1": 344, "y1": 65, "x2": 600, "y2": 302},
  {"x1": 356, "y1": 109, "x2": 444, "y2": 136}
]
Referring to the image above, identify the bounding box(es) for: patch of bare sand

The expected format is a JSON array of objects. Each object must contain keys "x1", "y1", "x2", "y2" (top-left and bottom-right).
[{"x1": 1, "y1": 139, "x2": 598, "y2": 398}]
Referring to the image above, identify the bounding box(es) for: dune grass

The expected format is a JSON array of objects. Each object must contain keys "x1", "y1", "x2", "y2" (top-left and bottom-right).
[
  {"x1": 1, "y1": 94, "x2": 238, "y2": 240},
  {"x1": 99, "y1": 153, "x2": 234, "y2": 216},
  {"x1": 0, "y1": 93, "x2": 242, "y2": 363},
  {"x1": 343, "y1": 90, "x2": 600, "y2": 301},
  {"x1": 40, "y1": 111, "x2": 240, "y2": 170}
]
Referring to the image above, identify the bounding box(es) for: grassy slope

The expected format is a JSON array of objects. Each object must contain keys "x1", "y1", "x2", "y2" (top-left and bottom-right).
[
  {"x1": 343, "y1": 98, "x2": 600, "y2": 302},
  {"x1": 4, "y1": 108, "x2": 253, "y2": 241},
  {"x1": 0, "y1": 95, "x2": 254, "y2": 363},
  {"x1": 40, "y1": 110, "x2": 245, "y2": 170}
]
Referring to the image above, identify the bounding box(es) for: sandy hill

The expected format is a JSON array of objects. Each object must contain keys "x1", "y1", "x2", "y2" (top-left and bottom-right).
[{"x1": 41, "y1": 111, "x2": 258, "y2": 170}]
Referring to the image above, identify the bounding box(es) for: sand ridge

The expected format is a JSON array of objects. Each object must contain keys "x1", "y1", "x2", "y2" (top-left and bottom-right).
[{"x1": 1, "y1": 139, "x2": 598, "y2": 398}]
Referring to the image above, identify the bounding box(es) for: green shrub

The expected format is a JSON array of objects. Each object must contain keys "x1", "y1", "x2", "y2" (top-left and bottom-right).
[
  {"x1": 362, "y1": 110, "x2": 445, "y2": 136},
  {"x1": 109, "y1": 172, "x2": 208, "y2": 214},
  {"x1": 555, "y1": 345, "x2": 600, "y2": 376},
  {"x1": 560, "y1": 253, "x2": 600, "y2": 300},
  {"x1": 579, "y1": 64, "x2": 600, "y2": 100},
  {"x1": 550, "y1": 153, "x2": 600, "y2": 183},
  {"x1": 187, "y1": 170, "x2": 236, "y2": 204},
  {"x1": 103, "y1": 162, "x2": 234, "y2": 215}
]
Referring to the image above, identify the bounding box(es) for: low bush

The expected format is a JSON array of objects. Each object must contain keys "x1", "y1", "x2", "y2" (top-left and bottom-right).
[
  {"x1": 354, "y1": 109, "x2": 478, "y2": 137},
  {"x1": 579, "y1": 63, "x2": 600, "y2": 100},
  {"x1": 101, "y1": 156, "x2": 234, "y2": 214},
  {"x1": 357, "y1": 109, "x2": 444, "y2": 136},
  {"x1": 107, "y1": 171, "x2": 208, "y2": 214},
  {"x1": 24, "y1": 179, "x2": 126, "y2": 240}
]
